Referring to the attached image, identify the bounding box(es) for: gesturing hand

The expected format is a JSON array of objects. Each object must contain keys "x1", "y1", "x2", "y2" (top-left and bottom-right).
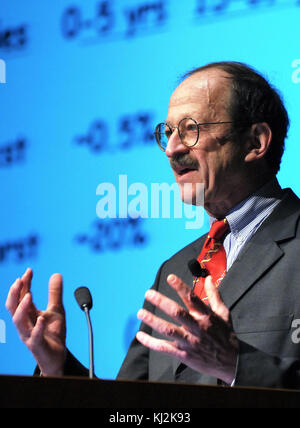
[
  {"x1": 6, "y1": 268, "x2": 67, "y2": 377},
  {"x1": 136, "y1": 274, "x2": 238, "y2": 384}
]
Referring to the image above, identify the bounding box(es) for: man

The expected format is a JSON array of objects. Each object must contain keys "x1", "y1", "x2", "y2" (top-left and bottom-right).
[{"x1": 6, "y1": 62, "x2": 300, "y2": 388}]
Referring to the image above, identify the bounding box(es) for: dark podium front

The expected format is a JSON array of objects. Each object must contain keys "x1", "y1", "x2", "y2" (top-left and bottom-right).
[{"x1": 0, "y1": 375, "x2": 300, "y2": 408}]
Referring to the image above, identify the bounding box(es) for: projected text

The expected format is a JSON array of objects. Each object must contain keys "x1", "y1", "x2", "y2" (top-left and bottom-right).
[
  {"x1": 75, "y1": 217, "x2": 148, "y2": 253},
  {"x1": 74, "y1": 112, "x2": 155, "y2": 154},
  {"x1": 61, "y1": 1, "x2": 167, "y2": 42}
]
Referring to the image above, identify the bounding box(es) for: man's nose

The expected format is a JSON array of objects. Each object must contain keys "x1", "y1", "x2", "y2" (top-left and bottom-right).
[{"x1": 165, "y1": 129, "x2": 189, "y2": 158}]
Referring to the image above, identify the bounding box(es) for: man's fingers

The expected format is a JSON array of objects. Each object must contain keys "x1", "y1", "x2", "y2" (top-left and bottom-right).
[
  {"x1": 6, "y1": 278, "x2": 23, "y2": 316},
  {"x1": 12, "y1": 293, "x2": 36, "y2": 339},
  {"x1": 6, "y1": 269, "x2": 33, "y2": 316},
  {"x1": 30, "y1": 316, "x2": 46, "y2": 352},
  {"x1": 47, "y1": 274, "x2": 63, "y2": 311},
  {"x1": 137, "y1": 308, "x2": 196, "y2": 347},
  {"x1": 167, "y1": 274, "x2": 211, "y2": 316},
  {"x1": 144, "y1": 289, "x2": 198, "y2": 331},
  {"x1": 204, "y1": 276, "x2": 230, "y2": 322},
  {"x1": 20, "y1": 268, "x2": 33, "y2": 301},
  {"x1": 136, "y1": 331, "x2": 187, "y2": 360}
]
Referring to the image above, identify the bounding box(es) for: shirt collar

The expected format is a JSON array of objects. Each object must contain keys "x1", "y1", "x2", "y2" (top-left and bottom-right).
[{"x1": 209, "y1": 178, "x2": 283, "y2": 236}]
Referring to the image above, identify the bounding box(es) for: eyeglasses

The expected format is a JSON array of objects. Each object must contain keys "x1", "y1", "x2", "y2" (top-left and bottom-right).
[{"x1": 154, "y1": 117, "x2": 233, "y2": 151}]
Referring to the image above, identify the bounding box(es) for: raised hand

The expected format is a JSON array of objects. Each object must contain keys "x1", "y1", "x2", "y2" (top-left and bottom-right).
[
  {"x1": 136, "y1": 274, "x2": 238, "y2": 384},
  {"x1": 6, "y1": 268, "x2": 67, "y2": 377}
]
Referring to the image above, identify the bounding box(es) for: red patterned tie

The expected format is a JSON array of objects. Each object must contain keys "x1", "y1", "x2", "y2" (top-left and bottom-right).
[{"x1": 193, "y1": 219, "x2": 229, "y2": 304}]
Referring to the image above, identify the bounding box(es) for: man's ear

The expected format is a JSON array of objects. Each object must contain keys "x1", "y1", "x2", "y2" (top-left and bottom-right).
[{"x1": 244, "y1": 123, "x2": 272, "y2": 163}]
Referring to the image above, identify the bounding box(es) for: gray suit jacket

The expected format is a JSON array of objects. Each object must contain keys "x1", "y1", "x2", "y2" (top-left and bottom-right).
[{"x1": 117, "y1": 188, "x2": 300, "y2": 389}]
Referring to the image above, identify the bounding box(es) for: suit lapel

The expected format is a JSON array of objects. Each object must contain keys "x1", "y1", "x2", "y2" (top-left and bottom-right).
[{"x1": 219, "y1": 239, "x2": 283, "y2": 310}]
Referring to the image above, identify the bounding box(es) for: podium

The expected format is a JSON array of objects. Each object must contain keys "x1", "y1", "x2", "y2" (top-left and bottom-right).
[{"x1": 1, "y1": 375, "x2": 300, "y2": 408}]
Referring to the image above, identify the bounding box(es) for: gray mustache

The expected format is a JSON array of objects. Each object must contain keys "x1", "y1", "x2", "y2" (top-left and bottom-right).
[{"x1": 170, "y1": 154, "x2": 199, "y2": 170}]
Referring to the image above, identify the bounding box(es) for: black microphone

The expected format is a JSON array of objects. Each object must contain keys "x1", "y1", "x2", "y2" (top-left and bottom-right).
[
  {"x1": 74, "y1": 287, "x2": 95, "y2": 379},
  {"x1": 188, "y1": 258, "x2": 208, "y2": 279}
]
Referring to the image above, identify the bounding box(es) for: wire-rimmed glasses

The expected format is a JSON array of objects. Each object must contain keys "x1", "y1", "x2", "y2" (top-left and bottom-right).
[{"x1": 154, "y1": 117, "x2": 233, "y2": 151}]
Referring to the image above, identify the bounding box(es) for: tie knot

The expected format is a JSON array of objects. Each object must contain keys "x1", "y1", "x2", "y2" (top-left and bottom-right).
[{"x1": 208, "y1": 219, "x2": 229, "y2": 241}]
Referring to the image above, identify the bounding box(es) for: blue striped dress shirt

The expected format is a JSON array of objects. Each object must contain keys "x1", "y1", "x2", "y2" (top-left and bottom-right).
[{"x1": 209, "y1": 178, "x2": 283, "y2": 272}]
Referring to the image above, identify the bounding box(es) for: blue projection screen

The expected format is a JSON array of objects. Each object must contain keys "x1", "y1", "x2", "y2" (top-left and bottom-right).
[{"x1": 1, "y1": 0, "x2": 300, "y2": 379}]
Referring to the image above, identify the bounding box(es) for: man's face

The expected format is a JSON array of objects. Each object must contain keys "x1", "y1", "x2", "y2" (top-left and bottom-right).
[{"x1": 165, "y1": 69, "x2": 246, "y2": 217}]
